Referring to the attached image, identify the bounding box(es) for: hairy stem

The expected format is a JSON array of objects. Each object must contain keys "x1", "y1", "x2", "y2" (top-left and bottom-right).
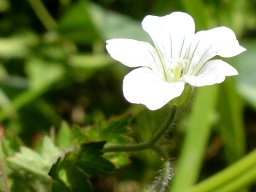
[
  {"x1": 103, "y1": 106, "x2": 177, "y2": 154},
  {"x1": 147, "y1": 161, "x2": 173, "y2": 192}
]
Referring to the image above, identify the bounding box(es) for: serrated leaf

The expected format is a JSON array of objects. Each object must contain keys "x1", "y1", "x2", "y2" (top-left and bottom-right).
[
  {"x1": 50, "y1": 154, "x2": 92, "y2": 192},
  {"x1": 49, "y1": 141, "x2": 115, "y2": 192},
  {"x1": 41, "y1": 136, "x2": 62, "y2": 165},
  {"x1": 85, "y1": 115, "x2": 131, "y2": 145},
  {"x1": 7, "y1": 136, "x2": 61, "y2": 180},
  {"x1": 77, "y1": 142, "x2": 115, "y2": 175},
  {"x1": 56, "y1": 121, "x2": 73, "y2": 148},
  {"x1": 56, "y1": 122, "x2": 89, "y2": 148},
  {"x1": 8, "y1": 147, "x2": 50, "y2": 179}
]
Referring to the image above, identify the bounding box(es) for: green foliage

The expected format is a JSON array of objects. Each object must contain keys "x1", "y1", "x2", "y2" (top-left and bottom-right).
[
  {"x1": 236, "y1": 41, "x2": 256, "y2": 109},
  {"x1": 1, "y1": 0, "x2": 256, "y2": 192},
  {"x1": 88, "y1": 3, "x2": 149, "y2": 41},
  {"x1": 49, "y1": 142, "x2": 115, "y2": 192},
  {"x1": 59, "y1": 1, "x2": 100, "y2": 43},
  {"x1": 171, "y1": 86, "x2": 219, "y2": 191},
  {"x1": 6, "y1": 136, "x2": 60, "y2": 191},
  {"x1": 8, "y1": 137, "x2": 60, "y2": 177},
  {"x1": 80, "y1": 115, "x2": 132, "y2": 169},
  {"x1": 84, "y1": 114, "x2": 131, "y2": 144},
  {"x1": 218, "y1": 79, "x2": 246, "y2": 163},
  {"x1": 4, "y1": 115, "x2": 132, "y2": 192}
]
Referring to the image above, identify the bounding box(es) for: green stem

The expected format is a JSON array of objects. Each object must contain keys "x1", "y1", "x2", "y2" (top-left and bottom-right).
[
  {"x1": 171, "y1": 86, "x2": 218, "y2": 191},
  {"x1": 215, "y1": 167, "x2": 256, "y2": 192},
  {"x1": 0, "y1": 84, "x2": 49, "y2": 121},
  {"x1": 148, "y1": 106, "x2": 177, "y2": 145},
  {"x1": 28, "y1": 0, "x2": 57, "y2": 30},
  {"x1": 186, "y1": 150, "x2": 256, "y2": 192},
  {"x1": 102, "y1": 141, "x2": 149, "y2": 153},
  {"x1": 102, "y1": 106, "x2": 177, "y2": 153}
]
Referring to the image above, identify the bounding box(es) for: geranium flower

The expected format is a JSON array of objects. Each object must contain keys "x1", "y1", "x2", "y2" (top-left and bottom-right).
[{"x1": 106, "y1": 12, "x2": 245, "y2": 110}]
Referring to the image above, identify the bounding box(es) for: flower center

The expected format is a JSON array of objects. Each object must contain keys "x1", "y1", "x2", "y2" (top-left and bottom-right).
[{"x1": 169, "y1": 58, "x2": 187, "y2": 82}]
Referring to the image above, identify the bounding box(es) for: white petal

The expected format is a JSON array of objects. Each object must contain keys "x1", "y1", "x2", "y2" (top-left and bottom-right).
[
  {"x1": 123, "y1": 67, "x2": 185, "y2": 110},
  {"x1": 106, "y1": 38, "x2": 160, "y2": 70},
  {"x1": 142, "y1": 12, "x2": 195, "y2": 66},
  {"x1": 187, "y1": 27, "x2": 245, "y2": 75},
  {"x1": 184, "y1": 59, "x2": 238, "y2": 87}
]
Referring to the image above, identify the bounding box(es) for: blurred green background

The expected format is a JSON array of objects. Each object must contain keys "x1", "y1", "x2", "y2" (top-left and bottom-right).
[{"x1": 0, "y1": 0, "x2": 256, "y2": 192}]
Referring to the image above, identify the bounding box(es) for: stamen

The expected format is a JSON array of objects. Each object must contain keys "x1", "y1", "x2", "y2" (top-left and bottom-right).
[{"x1": 170, "y1": 58, "x2": 186, "y2": 81}]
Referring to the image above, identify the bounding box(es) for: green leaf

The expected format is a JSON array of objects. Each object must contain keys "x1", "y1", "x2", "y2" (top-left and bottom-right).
[
  {"x1": 77, "y1": 142, "x2": 115, "y2": 175},
  {"x1": 56, "y1": 115, "x2": 132, "y2": 169},
  {"x1": 218, "y1": 79, "x2": 246, "y2": 163},
  {"x1": 50, "y1": 153, "x2": 92, "y2": 192},
  {"x1": 7, "y1": 136, "x2": 61, "y2": 180},
  {"x1": 1, "y1": 130, "x2": 21, "y2": 156},
  {"x1": 0, "y1": 0, "x2": 9, "y2": 12},
  {"x1": 56, "y1": 121, "x2": 73, "y2": 149},
  {"x1": 58, "y1": 0, "x2": 100, "y2": 43},
  {"x1": 56, "y1": 122, "x2": 93, "y2": 149},
  {"x1": 82, "y1": 115, "x2": 131, "y2": 169},
  {"x1": 236, "y1": 40, "x2": 256, "y2": 109},
  {"x1": 171, "y1": 85, "x2": 219, "y2": 192},
  {"x1": 26, "y1": 58, "x2": 65, "y2": 90},
  {"x1": 185, "y1": 150, "x2": 256, "y2": 192},
  {"x1": 104, "y1": 152, "x2": 130, "y2": 169},
  {"x1": 88, "y1": 3, "x2": 149, "y2": 41},
  {"x1": 68, "y1": 54, "x2": 113, "y2": 69},
  {"x1": 0, "y1": 59, "x2": 65, "y2": 121},
  {"x1": 49, "y1": 141, "x2": 115, "y2": 192},
  {"x1": 84, "y1": 115, "x2": 131, "y2": 145},
  {"x1": 41, "y1": 137, "x2": 62, "y2": 165},
  {"x1": 0, "y1": 88, "x2": 10, "y2": 108},
  {"x1": 0, "y1": 34, "x2": 37, "y2": 59},
  {"x1": 52, "y1": 180, "x2": 70, "y2": 192}
]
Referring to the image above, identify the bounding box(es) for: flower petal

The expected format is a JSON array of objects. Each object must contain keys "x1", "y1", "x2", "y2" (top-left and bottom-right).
[
  {"x1": 184, "y1": 59, "x2": 238, "y2": 87},
  {"x1": 123, "y1": 67, "x2": 185, "y2": 110},
  {"x1": 187, "y1": 27, "x2": 246, "y2": 75},
  {"x1": 106, "y1": 38, "x2": 160, "y2": 70},
  {"x1": 142, "y1": 12, "x2": 195, "y2": 66}
]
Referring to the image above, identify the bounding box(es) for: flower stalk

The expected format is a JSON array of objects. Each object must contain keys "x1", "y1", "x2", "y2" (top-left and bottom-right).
[{"x1": 103, "y1": 106, "x2": 177, "y2": 157}]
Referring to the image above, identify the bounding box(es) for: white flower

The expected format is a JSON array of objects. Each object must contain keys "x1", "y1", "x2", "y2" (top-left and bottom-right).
[{"x1": 106, "y1": 12, "x2": 246, "y2": 110}]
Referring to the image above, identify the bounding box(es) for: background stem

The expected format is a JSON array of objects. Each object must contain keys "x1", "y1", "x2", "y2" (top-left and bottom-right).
[
  {"x1": 186, "y1": 150, "x2": 256, "y2": 192},
  {"x1": 171, "y1": 86, "x2": 218, "y2": 191},
  {"x1": 0, "y1": 127, "x2": 9, "y2": 192},
  {"x1": 28, "y1": 0, "x2": 57, "y2": 30}
]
